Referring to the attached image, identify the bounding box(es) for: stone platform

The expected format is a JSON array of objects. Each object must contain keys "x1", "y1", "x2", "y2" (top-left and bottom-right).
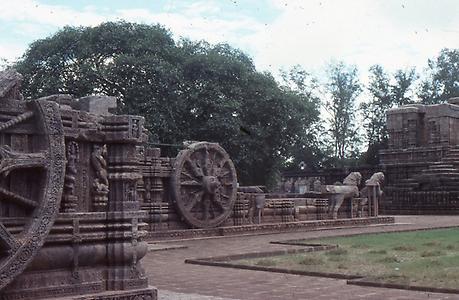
[
  {"x1": 61, "y1": 287, "x2": 157, "y2": 300},
  {"x1": 147, "y1": 216, "x2": 394, "y2": 240}
]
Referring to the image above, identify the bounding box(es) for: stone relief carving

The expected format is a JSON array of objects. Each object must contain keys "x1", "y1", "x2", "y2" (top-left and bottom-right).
[
  {"x1": 62, "y1": 141, "x2": 79, "y2": 212},
  {"x1": 91, "y1": 144, "x2": 109, "y2": 209}
]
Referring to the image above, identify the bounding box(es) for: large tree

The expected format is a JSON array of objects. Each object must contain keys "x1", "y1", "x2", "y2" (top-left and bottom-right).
[
  {"x1": 279, "y1": 65, "x2": 325, "y2": 172},
  {"x1": 361, "y1": 65, "x2": 417, "y2": 164},
  {"x1": 418, "y1": 48, "x2": 459, "y2": 104},
  {"x1": 14, "y1": 21, "x2": 320, "y2": 186},
  {"x1": 324, "y1": 62, "x2": 362, "y2": 164}
]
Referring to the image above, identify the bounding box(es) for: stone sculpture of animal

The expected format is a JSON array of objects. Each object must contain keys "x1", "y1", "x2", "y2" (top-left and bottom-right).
[
  {"x1": 359, "y1": 172, "x2": 384, "y2": 198},
  {"x1": 322, "y1": 172, "x2": 362, "y2": 219},
  {"x1": 359, "y1": 172, "x2": 384, "y2": 216}
]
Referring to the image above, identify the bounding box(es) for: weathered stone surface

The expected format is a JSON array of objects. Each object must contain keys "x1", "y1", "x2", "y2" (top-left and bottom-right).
[
  {"x1": 380, "y1": 98, "x2": 459, "y2": 214},
  {"x1": 139, "y1": 153, "x2": 382, "y2": 235},
  {"x1": 0, "y1": 69, "x2": 23, "y2": 100},
  {"x1": 0, "y1": 70, "x2": 156, "y2": 299},
  {"x1": 75, "y1": 95, "x2": 117, "y2": 115}
]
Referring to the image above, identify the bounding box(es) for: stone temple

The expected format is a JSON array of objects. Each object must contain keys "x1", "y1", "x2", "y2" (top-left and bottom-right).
[
  {"x1": 380, "y1": 97, "x2": 459, "y2": 214},
  {"x1": 0, "y1": 69, "x2": 391, "y2": 299}
]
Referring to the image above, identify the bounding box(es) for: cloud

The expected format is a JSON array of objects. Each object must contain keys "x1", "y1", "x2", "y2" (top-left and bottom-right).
[
  {"x1": 0, "y1": 0, "x2": 264, "y2": 62},
  {"x1": 182, "y1": 1, "x2": 222, "y2": 16},
  {"x1": 116, "y1": 5, "x2": 263, "y2": 46},
  {"x1": 0, "y1": 0, "x2": 106, "y2": 27},
  {"x1": 246, "y1": 0, "x2": 459, "y2": 77},
  {"x1": 1, "y1": 0, "x2": 458, "y2": 80},
  {"x1": 0, "y1": 43, "x2": 26, "y2": 61}
]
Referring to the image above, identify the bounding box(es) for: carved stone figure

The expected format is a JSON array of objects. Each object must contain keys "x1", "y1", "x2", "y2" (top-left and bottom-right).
[
  {"x1": 126, "y1": 182, "x2": 136, "y2": 202},
  {"x1": 296, "y1": 177, "x2": 308, "y2": 193},
  {"x1": 64, "y1": 142, "x2": 79, "y2": 194},
  {"x1": 239, "y1": 186, "x2": 266, "y2": 224},
  {"x1": 62, "y1": 141, "x2": 79, "y2": 212},
  {"x1": 360, "y1": 172, "x2": 384, "y2": 216},
  {"x1": 282, "y1": 177, "x2": 294, "y2": 193},
  {"x1": 322, "y1": 172, "x2": 362, "y2": 219},
  {"x1": 91, "y1": 144, "x2": 109, "y2": 209},
  {"x1": 313, "y1": 179, "x2": 322, "y2": 192},
  {"x1": 360, "y1": 172, "x2": 384, "y2": 198}
]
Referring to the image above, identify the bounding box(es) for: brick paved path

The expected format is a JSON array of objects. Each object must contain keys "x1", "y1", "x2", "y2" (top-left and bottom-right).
[{"x1": 145, "y1": 216, "x2": 459, "y2": 300}]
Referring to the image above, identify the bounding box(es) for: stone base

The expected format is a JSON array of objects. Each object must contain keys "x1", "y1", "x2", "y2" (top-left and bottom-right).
[
  {"x1": 61, "y1": 287, "x2": 157, "y2": 300},
  {"x1": 148, "y1": 216, "x2": 395, "y2": 240},
  {"x1": 381, "y1": 190, "x2": 459, "y2": 215}
]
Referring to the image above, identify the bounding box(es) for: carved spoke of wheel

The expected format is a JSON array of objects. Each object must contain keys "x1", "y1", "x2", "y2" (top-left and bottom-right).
[
  {"x1": 0, "y1": 99, "x2": 65, "y2": 290},
  {"x1": 171, "y1": 142, "x2": 237, "y2": 228},
  {"x1": 0, "y1": 223, "x2": 19, "y2": 252},
  {"x1": 0, "y1": 187, "x2": 38, "y2": 209}
]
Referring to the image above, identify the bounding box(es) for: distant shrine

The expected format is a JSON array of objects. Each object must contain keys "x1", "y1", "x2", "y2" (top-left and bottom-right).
[{"x1": 380, "y1": 97, "x2": 459, "y2": 214}]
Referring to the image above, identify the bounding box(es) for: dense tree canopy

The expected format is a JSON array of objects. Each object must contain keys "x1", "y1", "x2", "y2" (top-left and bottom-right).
[
  {"x1": 360, "y1": 65, "x2": 417, "y2": 164},
  {"x1": 324, "y1": 62, "x2": 361, "y2": 164},
  {"x1": 15, "y1": 21, "x2": 320, "y2": 186},
  {"x1": 418, "y1": 48, "x2": 459, "y2": 104},
  {"x1": 279, "y1": 65, "x2": 325, "y2": 172}
]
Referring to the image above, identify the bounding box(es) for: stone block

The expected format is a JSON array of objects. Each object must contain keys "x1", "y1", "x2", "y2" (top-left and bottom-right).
[{"x1": 76, "y1": 95, "x2": 117, "y2": 115}]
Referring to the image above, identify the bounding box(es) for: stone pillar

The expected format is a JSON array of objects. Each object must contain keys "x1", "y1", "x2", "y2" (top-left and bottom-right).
[{"x1": 103, "y1": 115, "x2": 149, "y2": 291}]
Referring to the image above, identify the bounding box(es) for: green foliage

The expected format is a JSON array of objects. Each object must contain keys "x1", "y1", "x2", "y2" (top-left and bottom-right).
[
  {"x1": 420, "y1": 250, "x2": 445, "y2": 257},
  {"x1": 418, "y1": 48, "x2": 459, "y2": 104},
  {"x1": 255, "y1": 258, "x2": 277, "y2": 266},
  {"x1": 298, "y1": 256, "x2": 324, "y2": 265},
  {"x1": 14, "y1": 21, "x2": 320, "y2": 186},
  {"x1": 377, "y1": 255, "x2": 400, "y2": 263},
  {"x1": 393, "y1": 245, "x2": 416, "y2": 252},
  {"x1": 360, "y1": 65, "x2": 417, "y2": 165},
  {"x1": 324, "y1": 62, "x2": 362, "y2": 164},
  {"x1": 0, "y1": 58, "x2": 9, "y2": 71},
  {"x1": 325, "y1": 248, "x2": 348, "y2": 256},
  {"x1": 279, "y1": 65, "x2": 325, "y2": 172}
]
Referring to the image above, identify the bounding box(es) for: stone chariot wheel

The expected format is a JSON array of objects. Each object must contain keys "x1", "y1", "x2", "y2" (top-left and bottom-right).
[
  {"x1": 171, "y1": 142, "x2": 237, "y2": 228},
  {"x1": 0, "y1": 100, "x2": 65, "y2": 289}
]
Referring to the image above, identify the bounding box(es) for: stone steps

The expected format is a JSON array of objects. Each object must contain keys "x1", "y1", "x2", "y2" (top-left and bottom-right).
[
  {"x1": 388, "y1": 146, "x2": 459, "y2": 192},
  {"x1": 422, "y1": 169, "x2": 459, "y2": 174},
  {"x1": 441, "y1": 158, "x2": 459, "y2": 163},
  {"x1": 419, "y1": 172, "x2": 459, "y2": 178}
]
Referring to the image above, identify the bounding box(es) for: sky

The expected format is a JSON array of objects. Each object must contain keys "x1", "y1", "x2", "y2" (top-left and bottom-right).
[{"x1": 1, "y1": 0, "x2": 459, "y2": 81}]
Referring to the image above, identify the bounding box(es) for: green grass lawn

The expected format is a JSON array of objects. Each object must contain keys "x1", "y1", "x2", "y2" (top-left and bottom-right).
[{"x1": 236, "y1": 228, "x2": 459, "y2": 289}]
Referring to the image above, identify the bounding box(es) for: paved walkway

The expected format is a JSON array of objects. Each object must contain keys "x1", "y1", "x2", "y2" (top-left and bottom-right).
[{"x1": 145, "y1": 216, "x2": 459, "y2": 300}]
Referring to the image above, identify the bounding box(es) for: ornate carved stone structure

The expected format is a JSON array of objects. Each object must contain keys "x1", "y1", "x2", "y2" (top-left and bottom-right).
[
  {"x1": 0, "y1": 69, "x2": 388, "y2": 297},
  {"x1": 0, "y1": 70, "x2": 156, "y2": 299},
  {"x1": 171, "y1": 142, "x2": 238, "y2": 228},
  {"x1": 380, "y1": 99, "x2": 459, "y2": 214},
  {"x1": 138, "y1": 141, "x2": 383, "y2": 235}
]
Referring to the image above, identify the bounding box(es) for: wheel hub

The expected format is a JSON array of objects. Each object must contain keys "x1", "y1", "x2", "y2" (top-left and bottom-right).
[{"x1": 202, "y1": 176, "x2": 221, "y2": 194}]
